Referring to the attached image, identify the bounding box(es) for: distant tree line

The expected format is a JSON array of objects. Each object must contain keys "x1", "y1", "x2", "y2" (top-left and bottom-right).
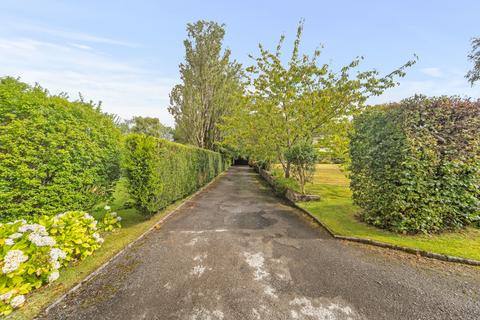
[{"x1": 120, "y1": 116, "x2": 173, "y2": 141}]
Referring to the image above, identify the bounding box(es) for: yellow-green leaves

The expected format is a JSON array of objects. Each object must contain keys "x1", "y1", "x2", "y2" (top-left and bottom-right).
[
  {"x1": 220, "y1": 21, "x2": 415, "y2": 178},
  {"x1": 0, "y1": 211, "x2": 112, "y2": 315}
]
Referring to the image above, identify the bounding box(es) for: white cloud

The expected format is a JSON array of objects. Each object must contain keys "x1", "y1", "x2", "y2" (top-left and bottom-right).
[
  {"x1": 69, "y1": 43, "x2": 93, "y2": 50},
  {"x1": 0, "y1": 37, "x2": 177, "y2": 126},
  {"x1": 420, "y1": 67, "x2": 443, "y2": 78},
  {"x1": 12, "y1": 22, "x2": 137, "y2": 47}
]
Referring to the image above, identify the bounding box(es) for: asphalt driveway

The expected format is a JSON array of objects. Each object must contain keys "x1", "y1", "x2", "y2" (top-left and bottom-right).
[{"x1": 40, "y1": 166, "x2": 480, "y2": 320}]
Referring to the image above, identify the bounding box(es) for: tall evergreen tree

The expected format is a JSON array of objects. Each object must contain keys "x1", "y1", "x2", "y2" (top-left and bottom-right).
[{"x1": 169, "y1": 20, "x2": 243, "y2": 150}]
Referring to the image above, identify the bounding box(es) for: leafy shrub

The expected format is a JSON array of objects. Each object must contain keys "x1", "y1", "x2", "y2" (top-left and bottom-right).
[
  {"x1": 350, "y1": 96, "x2": 480, "y2": 233},
  {"x1": 124, "y1": 134, "x2": 229, "y2": 215},
  {"x1": 285, "y1": 143, "x2": 318, "y2": 194},
  {"x1": 0, "y1": 221, "x2": 58, "y2": 315},
  {"x1": 37, "y1": 211, "x2": 103, "y2": 264},
  {"x1": 100, "y1": 206, "x2": 122, "y2": 232},
  {"x1": 0, "y1": 77, "x2": 122, "y2": 221},
  {"x1": 271, "y1": 167, "x2": 300, "y2": 194},
  {"x1": 0, "y1": 210, "x2": 117, "y2": 315}
]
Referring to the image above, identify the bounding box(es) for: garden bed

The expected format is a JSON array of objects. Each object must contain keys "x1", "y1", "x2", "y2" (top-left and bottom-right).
[{"x1": 257, "y1": 168, "x2": 319, "y2": 203}]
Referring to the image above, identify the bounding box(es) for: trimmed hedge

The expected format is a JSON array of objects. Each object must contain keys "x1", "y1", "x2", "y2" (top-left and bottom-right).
[
  {"x1": 350, "y1": 96, "x2": 480, "y2": 233},
  {"x1": 0, "y1": 78, "x2": 122, "y2": 221},
  {"x1": 124, "y1": 134, "x2": 229, "y2": 214}
]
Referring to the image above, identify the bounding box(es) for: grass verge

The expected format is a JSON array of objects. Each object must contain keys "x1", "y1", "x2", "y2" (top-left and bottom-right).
[
  {"x1": 9, "y1": 178, "x2": 196, "y2": 320},
  {"x1": 296, "y1": 164, "x2": 480, "y2": 261}
]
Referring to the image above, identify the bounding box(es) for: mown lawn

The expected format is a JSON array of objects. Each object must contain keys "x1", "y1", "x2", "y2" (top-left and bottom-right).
[
  {"x1": 297, "y1": 164, "x2": 480, "y2": 261},
  {"x1": 9, "y1": 178, "x2": 190, "y2": 320}
]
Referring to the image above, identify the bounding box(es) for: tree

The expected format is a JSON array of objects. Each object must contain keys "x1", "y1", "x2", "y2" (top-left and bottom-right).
[
  {"x1": 126, "y1": 116, "x2": 172, "y2": 140},
  {"x1": 285, "y1": 142, "x2": 318, "y2": 194},
  {"x1": 168, "y1": 20, "x2": 244, "y2": 150},
  {"x1": 220, "y1": 21, "x2": 416, "y2": 177},
  {"x1": 466, "y1": 37, "x2": 480, "y2": 85}
]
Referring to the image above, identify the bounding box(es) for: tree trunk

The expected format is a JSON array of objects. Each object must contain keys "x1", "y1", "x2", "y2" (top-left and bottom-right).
[
  {"x1": 285, "y1": 161, "x2": 291, "y2": 178},
  {"x1": 300, "y1": 171, "x2": 306, "y2": 194}
]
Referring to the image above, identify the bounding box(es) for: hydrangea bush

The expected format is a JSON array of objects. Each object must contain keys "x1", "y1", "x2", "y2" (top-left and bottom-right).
[
  {"x1": 0, "y1": 209, "x2": 121, "y2": 315},
  {"x1": 100, "y1": 206, "x2": 122, "y2": 232}
]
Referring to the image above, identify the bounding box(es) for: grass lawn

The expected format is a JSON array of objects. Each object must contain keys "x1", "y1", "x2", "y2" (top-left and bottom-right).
[
  {"x1": 9, "y1": 178, "x2": 194, "y2": 320},
  {"x1": 297, "y1": 164, "x2": 480, "y2": 261}
]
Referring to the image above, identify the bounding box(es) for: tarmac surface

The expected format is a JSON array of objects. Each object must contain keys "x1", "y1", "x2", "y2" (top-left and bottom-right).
[{"x1": 40, "y1": 166, "x2": 480, "y2": 320}]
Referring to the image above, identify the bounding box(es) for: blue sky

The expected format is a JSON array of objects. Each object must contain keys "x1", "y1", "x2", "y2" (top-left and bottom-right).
[{"x1": 1, "y1": 0, "x2": 479, "y2": 126}]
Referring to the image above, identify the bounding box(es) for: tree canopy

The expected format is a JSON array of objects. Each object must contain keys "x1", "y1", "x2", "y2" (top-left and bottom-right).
[
  {"x1": 125, "y1": 116, "x2": 173, "y2": 140},
  {"x1": 466, "y1": 37, "x2": 480, "y2": 86},
  {"x1": 220, "y1": 21, "x2": 416, "y2": 177},
  {"x1": 169, "y1": 20, "x2": 244, "y2": 150}
]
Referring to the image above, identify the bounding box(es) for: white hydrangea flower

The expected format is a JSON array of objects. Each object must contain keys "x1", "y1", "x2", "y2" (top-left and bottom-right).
[
  {"x1": 10, "y1": 219, "x2": 26, "y2": 225},
  {"x1": 117, "y1": 216, "x2": 122, "y2": 222},
  {"x1": 8, "y1": 233, "x2": 22, "y2": 239},
  {"x1": 42, "y1": 236, "x2": 56, "y2": 247},
  {"x1": 0, "y1": 291, "x2": 13, "y2": 302},
  {"x1": 10, "y1": 295, "x2": 25, "y2": 308},
  {"x1": 54, "y1": 213, "x2": 66, "y2": 220},
  {"x1": 84, "y1": 213, "x2": 95, "y2": 221},
  {"x1": 110, "y1": 211, "x2": 117, "y2": 217},
  {"x1": 92, "y1": 233, "x2": 104, "y2": 244},
  {"x1": 28, "y1": 233, "x2": 56, "y2": 247},
  {"x1": 2, "y1": 250, "x2": 28, "y2": 274},
  {"x1": 51, "y1": 260, "x2": 61, "y2": 270},
  {"x1": 49, "y1": 248, "x2": 67, "y2": 261},
  {"x1": 104, "y1": 205, "x2": 111, "y2": 211},
  {"x1": 18, "y1": 224, "x2": 47, "y2": 235},
  {"x1": 4, "y1": 238, "x2": 14, "y2": 246},
  {"x1": 48, "y1": 271, "x2": 60, "y2": 282}
]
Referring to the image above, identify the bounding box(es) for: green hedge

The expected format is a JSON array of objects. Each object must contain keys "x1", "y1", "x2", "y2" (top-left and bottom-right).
[
  {"x1": 350, "y1": 96, "x2": 479, "y2": 233},
  {"x1": 0, "y1": 78, "x2": 122, "y2": 221},
  {"x1": 124, "y1": 134, "x2": 229, "y2": 214}
]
